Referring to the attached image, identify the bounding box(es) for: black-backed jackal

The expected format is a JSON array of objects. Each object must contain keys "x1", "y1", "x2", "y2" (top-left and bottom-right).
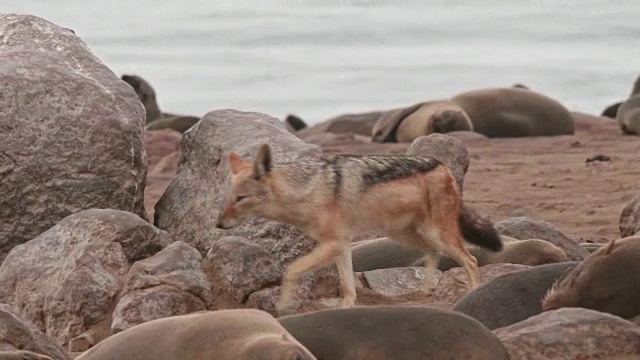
[{"x1": 216, "y1": 144, "x2": 502, "y2": 309}]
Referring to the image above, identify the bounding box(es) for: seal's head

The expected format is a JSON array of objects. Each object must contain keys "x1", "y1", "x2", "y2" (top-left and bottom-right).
[{"x1": 121, "y1": 74, "x2": 161, "y2": 123}]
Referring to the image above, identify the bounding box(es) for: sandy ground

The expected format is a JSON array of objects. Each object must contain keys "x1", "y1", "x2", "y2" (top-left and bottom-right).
[{"x1": 144, "y1": 112, "x2": 640, "y2": 247}]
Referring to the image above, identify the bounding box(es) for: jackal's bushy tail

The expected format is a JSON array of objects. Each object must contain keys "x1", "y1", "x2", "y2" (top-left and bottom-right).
[{"x1": 459, "y1": 204, "x2": 503, "y2": 252}]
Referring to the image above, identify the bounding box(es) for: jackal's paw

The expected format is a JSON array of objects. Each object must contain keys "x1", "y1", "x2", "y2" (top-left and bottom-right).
[
  {"x1": 453, "y1": 275, "x2": 468, "y2": 286},
  {"x1": 275, "y1": 299, "x2": 300, "y2": 317},
  {"x1": 341, "y1": 296, "x2": 356, "y2": 308},
  {"x1": 422, "y1": 286, "x2": 436, "y2": 297}
]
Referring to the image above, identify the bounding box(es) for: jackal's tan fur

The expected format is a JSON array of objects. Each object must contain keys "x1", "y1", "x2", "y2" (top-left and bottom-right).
[{"x1": 216, "y1": 144, "x2": 501, "y2": 309}]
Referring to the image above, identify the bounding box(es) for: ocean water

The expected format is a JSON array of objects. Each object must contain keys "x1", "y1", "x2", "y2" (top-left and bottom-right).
[{"x1": 3, "y1": 0, "x2": 640, "y2": 124}]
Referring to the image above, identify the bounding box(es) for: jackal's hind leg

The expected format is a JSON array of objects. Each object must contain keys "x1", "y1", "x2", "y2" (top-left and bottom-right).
[
  {"x1": 335, "y1": 243, "x2": 356, "y2": 308},
  {"x1": 443, "y1": 245, "x2": 479, "y2": 290},
  {"x1": 421, "y1": 249, "x2": 440, "y2": 296},
  {"x1": 278, "y1": 241, "x2": 342, "y2": 310}
]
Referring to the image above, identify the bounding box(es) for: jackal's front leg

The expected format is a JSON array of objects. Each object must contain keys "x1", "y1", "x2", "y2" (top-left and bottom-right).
[
  {"x1": 278, "y1": 241, "x2": 342, "y2": 311},
  {"x1": 335, "y1": 243, "x2": 356, "y2": 308}
]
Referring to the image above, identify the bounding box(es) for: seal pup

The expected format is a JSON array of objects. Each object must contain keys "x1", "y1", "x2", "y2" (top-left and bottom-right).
[
  {"x1": 453, "y1": 261, "x2": 580, "y2": 330},
  {"x1": 278, "y1": 305, "x2": 510, "y2": 360},
  {"x1": 75, "y1": 309, "x2": 316, "y2": 360},
  {"x1": 450, "y1": 87, "x2": 575, "y2": 137},
  {"x1": 542, "y1": 236, "x2": 640, "y2": 319}
]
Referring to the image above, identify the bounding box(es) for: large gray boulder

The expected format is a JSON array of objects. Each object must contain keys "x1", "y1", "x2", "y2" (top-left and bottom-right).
[
  {"x1": 0, "y1": 209, "x2": 172, "y2": 348},
  {"x1": 406, "y1": 133, "x2": 470, "y2": 191},
  {"x1": 0, "y1": 14, "x2": 147, "y2": 262}
]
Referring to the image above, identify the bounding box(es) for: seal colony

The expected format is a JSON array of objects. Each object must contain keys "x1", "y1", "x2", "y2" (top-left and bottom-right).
[{"x1": 370, "y1": 87, "x2": 575, "y2": 142}]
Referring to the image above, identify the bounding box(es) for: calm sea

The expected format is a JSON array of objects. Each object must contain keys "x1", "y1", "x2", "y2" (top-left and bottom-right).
[{"x1": 3, "y1": 0, "x2": 640, "y2": 124}]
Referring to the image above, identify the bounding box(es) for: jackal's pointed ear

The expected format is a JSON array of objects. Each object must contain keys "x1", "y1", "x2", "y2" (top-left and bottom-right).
[
  {"x1": 253, "y1": 143, "x2": 272, "y2": 180},
  {"x1": 228, "y1": 152, "x2": 244, "y2": 175}
]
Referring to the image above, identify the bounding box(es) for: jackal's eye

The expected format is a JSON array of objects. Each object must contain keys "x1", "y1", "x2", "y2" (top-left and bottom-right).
[{"x1": 235, "y1": 195, "x2": 248, "y2": 203}]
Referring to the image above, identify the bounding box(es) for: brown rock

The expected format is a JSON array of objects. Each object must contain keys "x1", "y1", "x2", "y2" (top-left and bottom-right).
[
  {"x1": 204, "y1": 236, "x2": 283, "y2": 303},
  {"x1": 406, "y1": 133, "x2": 469, "y2": 191},
  {"x1": 494, "y1": 308, "x2": 640, "y2": 359},
  {"x1": 245, "y1": 287, "x2": 281, "y2": 316},
  {"x1": 0, "y1": 304, "x2": 69, "y2": 360},
  {"x1": 495, "y1": 217, "x2": 589, "y2": 261},
  {"x1": 111, "y1": 241, "x2": 212, "y2": 333},
  {"x1": 0, "y1": 14, "x2": 148, "y2": 262},
  {"x1": 433, "y1": 263, "x2": 530, "y2": 305},
  {"x1": 0, "y1": 209, "x2": 171, "y2": 348},
  {"x1": 620, "y1": 193, "x2": 640, "y2": 238},
  {"x1": 362, "y1": 267, "x2": 443, "y2": 297},
  {"x1": 144, "y1": 129, "x2": 182, "y2": 172}
]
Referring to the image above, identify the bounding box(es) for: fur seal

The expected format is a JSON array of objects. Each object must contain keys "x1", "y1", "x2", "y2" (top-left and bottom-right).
[
  {"x1": 144, "y1": 115, "x2": 200, "y2": 133},
  {"x1": 351, "y1": 237, "x2": 424, "y2": 272},
  {"x1": 601, "y1": 102, "x2": 622, "y2": 118},
  {"x1": 601, "y1": 74, "x2": 640, "y2": 118},
  {"x1": 121, "y1": 74, "x2": 161, "y2": 123},
  {"x1": 278, "y1": 305, "x2": 510, "y2": 360},
  {"x1": 453, "y1": 261, "x2": 579, "y2": 330},
  {"x1": 542, "y1": 236, "x2": 640, "y2": 319},
  {"x1": 121, "y1": 74, "x2": 200, "y2": 132},
  {"x1": 512, "y1": 83, "x2": 530, "y2": 90},
  {"x1": 75, "y1": 309, "x2": 316, "y2": 360},
  {"x1": 616, "y1": 94, "x2": 640, "y2": 135},
  {"x1": 0, "y1": 351, "x2": 52, "y2": 360},
  {"x1": 297, "y1": 111, "x2": 384, "y2": 138},
  {"x1": 450, "y1": 87, "x2": 575, "y2": 137},
  {"x1": 352, "y1": 237, "x2": 567, "y2": 273},
  {"x1": 435, "y1": 238, "x2": 568, "y2": 271},
  {"x1": 371, "y1": 101, "x2": 473, "y2": 143},
  {"x1": 284, "y1": 114, "x2": 308, "y2": 131}
]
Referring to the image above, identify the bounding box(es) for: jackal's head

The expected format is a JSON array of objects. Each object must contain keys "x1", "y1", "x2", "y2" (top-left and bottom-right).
[{"x1": 216, "y1": 143, "x2": 274, "y2": 229}]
